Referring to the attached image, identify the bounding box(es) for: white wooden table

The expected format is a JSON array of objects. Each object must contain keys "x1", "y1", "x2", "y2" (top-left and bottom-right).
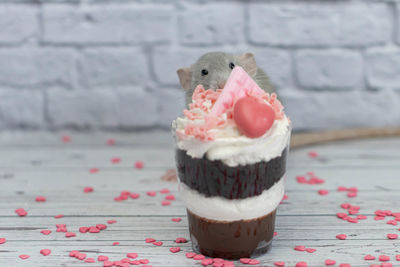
[{"x1": 0, "y1": 131, "x2": 399, "y2": 267}]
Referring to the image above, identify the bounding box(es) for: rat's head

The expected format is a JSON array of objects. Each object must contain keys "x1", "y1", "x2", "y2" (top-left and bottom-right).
[{"x1": 177, "y1": 52, "x2": 257, "y2": 104}]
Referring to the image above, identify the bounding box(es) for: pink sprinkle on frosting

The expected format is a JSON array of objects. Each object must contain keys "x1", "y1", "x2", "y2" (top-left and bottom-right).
[{"x1": 178, "y1": 83, "x2": 285, "y2": 141}]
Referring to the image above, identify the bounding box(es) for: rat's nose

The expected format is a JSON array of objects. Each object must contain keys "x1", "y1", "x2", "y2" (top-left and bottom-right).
[{"x1": 218, "y1": 81, "x2": 226, "y2": 89}]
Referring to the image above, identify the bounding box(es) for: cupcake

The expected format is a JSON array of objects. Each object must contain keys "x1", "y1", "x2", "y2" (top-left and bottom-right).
[{"x1": 172, "y1": 66, "x2": 291, "y2": 259}]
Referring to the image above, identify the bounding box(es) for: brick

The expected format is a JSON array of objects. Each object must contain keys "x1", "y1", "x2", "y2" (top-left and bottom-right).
[
  {"x1": 366, "y1": 49, "x2": 400, "y2": 88},
  {"x1": 153, "y1": 46, "x2": 290, "y2": 89},
  {"x1": 295, "y1": 50, "x2": 362, "y2": 89},
  {"x1": 249, "y1": 3, "x2": 391, "y2": 46},
  {"x1": 156, "y1": 88, "x2": 186, "y2": 128},
  {"x1": 153, "y1": 46, "x2": 211, "y2": 86},
  {"x1": 47, "y1": 88, "x2": 157, "y2": 128},
  {"x1": 179, "y1": 3, "x2": 244, "y2": 45},
  {"x1": 80, "y1": 48, "x2": 148, "y2": 89},
  {"x1": 281, "y1": 89, "x2": 400, "y2": 131},
  {"x1": 252, "y1": 48, "x2": 292, "y2": 89},
  {"x1": 0, "y1": 5, "x2": 38, "y2": 44},
  {"x1": 0, "y1": 89, "x2": 44, "y2": 128},
  {"x1": 0, "y1": 48, "x2": 75, "y2": 88},
  {"x1": 42, "y1": 4, "x2": 173, "y2": 44}
]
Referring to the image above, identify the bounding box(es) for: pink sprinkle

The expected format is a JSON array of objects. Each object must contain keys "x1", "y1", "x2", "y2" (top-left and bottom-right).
[
  {"x1": 336, "y1": 234, "x2": 347, "y2": 240},
  {"x1": 274, "y1": 231, "x2": 278, "y2": 236},
  {"x1": 54, "y1": 214, "x2": 64, "y2": 219},
  {"x1": 325, "y1": 259, "x2": 336, "y2": 266},
  {"x1": 40, "y1": 249, "x2": 51, "y2": 256},
  {"x1": 40, "y1": 230, "x2": 51, "y2": 235},
  {"x1": 130, "y1": 193, "x2": 140, "y2": 199},
  {"x1": 76, "y1": 253, "x2": 86, "y2": 260},
  {"x1": 364, "y1": 255, "x2": 375, "y2": 260},
  {"x1": 134, "y1": 161, "x2": 144, "y2": 169},
  {"x1": 19, "y1": 254, "x2": 30, "y2": 260},
  {"x1": 145, "y1": 238, "x2": 156, "y2": 243},
  {"x1": 382, "y1": 263, "x2": 393, "y2": 267},
  {"x1": 61, "y1": 135, "x2": 71, "y2": 143},
  {"x1": 370, "y1": 265, "x2": 381, "y2": 267},
  {"x1": 98, "y1": 255, "x2": 109, "y2": 261},
  {"x1": 193, "y1": 254, "x2": 206, "y2": 260},
  {"x1": 186, "y1": 252, "x2": 196, "y2": 258},
  {"x1": 213, "y1": 262, "x2": 224, "y2": 267},
  {"x1": 160, "y1": 188, "x2": 170, "y2": 194},
  {"x1": 318, "y1": 189, "x2": 329, "y2": 196},
  {"x1": 96, "y1": 224, "x2": 107, "y2": 230},
  {"x1": 169, "y1": 247, "x2": 181, "y2": 253},
  {"x1": 0, "y1": 238, "x2": 5, "y2": 244},
  {"x1": 146, "y1": 191, "x2": 156, "y2": 197},
  {"x1": 341, "y1": 203, "x2": 351, "y2": 209},
  {"x1": 375, "y1": 216, "x2": 385, "y2": 221},
  {"x1": 139, "y1": 259, "x2": 150, "y2": 264},
  {"x1": 83, "y1": 187, "x2": 93, "y2": 193},
  {"x1": 249, "y1": 259, "x2": 260, "y2": 265},
  {"x1": 306, "y1": 248, "x2": 316, "y2": 253},
  {"x1": 65, "y1": 232, "x2": 76, "y2": 238},
  {"x1": 103, "y1": 261, "x2": 114, "y2": 267},
  {"x1": 274, "y1": 262, "x2": 285, "y2": 267},
  {"x1": 308, "y1": 151, "x2": 318, "y2": 158},
  {"x1": 89, "y1": 226, "x2": 100, "y2": 233},
  {"x1": 162, "y1": 200, "x2": 171, "y2": 206},
  {"x1": 387, "y1": 233, "x2": 398, "y2": 240},
  {"x1": 339, "y1": 264, "x2": 351, "y2": 267},
  {"x1": 296, "y1": 262, "x2": 307, "y2": 267},
  {"x1": 127, "y1": 253, "x2": 138, "y2": 259},
  {"x1": 165, "y1": 195, "x2": 175, "y2": 201},
  {"x1": 112, "y1": 242, "x2": 119, "y2": 246},
  {"x1": 107, "y1": 220, "x2": 117, "y2": 224},
  {"x1": 294, "y1": 245, "x2": 306, "y2": 251},
  {"x1": 240, "y1": 258, "x2": 251, "y2": 264},
  {"x1": 111, "y1": 157, "x2": 121, "y2": 164},
  {"x1": 201, "y1": 258, "x2": 213, "y2": 266},
  {"x1": 337, "y1": 186, "x2": 348, "y2": 191},
  {"x1": 152, "y1": 241, "x2": 163, "y2": 246},
  {"x1": 15, "y1": 208, "x2": 28, "y2": 217},
  {"x1": 89, "y1": 168, "x2": 99, "y2": 174},
  {"x1": 172, "y1": 218, "x2": 182, "y2": 222},
  {"x1": 106, "y1": 138, "x2": 115, "y2": 145},
  {"x1": 357, "y1": 215, "x2": 367, "y2": 220},
  {"x1": 387, "y1": 220, "x2": 398, "y2": 225},
  {"x1": 35, "y1": 196, "x2": 46, "y2": 202},
  {"x1": 347, "y1": 192, "x2": 357, "y2": 198},
  {"x1": 346, "y1": 217, "x2": 358, "y2": 223},
  {"x1": 175, "y1": 237, "x2": 187, "y2": 243},
  {"x1": 396, "y1": 254, "x2": 400, "y2": 261},
  {"x1": 379, "y1": 255, "x2": 390, "y2": 261},
  {"x1": 85, "y1": 258, "x2": 95, "y2": 263},
  {"x1": 79, "y1": 227, "x2": 89, "y2": 233}
]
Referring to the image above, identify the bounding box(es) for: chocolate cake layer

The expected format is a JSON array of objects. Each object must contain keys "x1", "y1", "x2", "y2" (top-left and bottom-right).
[
  {"x1": 187, "y1": 209, "x2": 276, "y2": 259},
  {"x1": 176, "y1": 147, "x2": 287, "y2": 199}
]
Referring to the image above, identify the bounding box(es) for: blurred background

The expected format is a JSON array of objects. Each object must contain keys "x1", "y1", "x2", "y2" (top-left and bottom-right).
[{"x1": 0, "y1": 0, "x2": 399, "y2": 133}]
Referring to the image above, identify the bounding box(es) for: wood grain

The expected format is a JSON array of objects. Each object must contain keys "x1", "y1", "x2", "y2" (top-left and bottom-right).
[{"x1": 0, "y1": 131, "x2": 399, "y2": 267}]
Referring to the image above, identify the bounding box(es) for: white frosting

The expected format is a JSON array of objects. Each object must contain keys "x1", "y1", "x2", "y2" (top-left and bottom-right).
[
  {"x1": 173, "y1": 116, "x2": 291, "y2": 167},
  {"x1": 179, "y1": 178, "x2": 285, "y2": 222}
]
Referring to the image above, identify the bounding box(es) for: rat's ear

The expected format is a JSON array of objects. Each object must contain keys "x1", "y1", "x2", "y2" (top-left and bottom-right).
[
  {"x1": 177, "y1": 67, "x2": 192, "y2": 91},
  {"x1": 238, "y1": 52, "x2": 257, "y2": 76}
]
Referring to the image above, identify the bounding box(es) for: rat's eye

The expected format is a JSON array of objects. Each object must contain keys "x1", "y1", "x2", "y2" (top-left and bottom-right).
[
  {"x1": 201, "y1": 69, "x2": 208, "y2": 76},
  {"x1": 229, "y1": 62, "x2": 235, "y2": 69}
]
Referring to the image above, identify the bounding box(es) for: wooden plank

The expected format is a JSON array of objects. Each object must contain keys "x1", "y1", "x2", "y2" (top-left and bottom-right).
[{"x1": 0, "y1": 133, "x2": 399, "y2": 266}]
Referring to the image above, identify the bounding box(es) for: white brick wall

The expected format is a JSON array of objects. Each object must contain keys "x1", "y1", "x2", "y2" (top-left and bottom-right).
[{"x1": 0, "y1": 0, "x2": 399, "y2": 132}]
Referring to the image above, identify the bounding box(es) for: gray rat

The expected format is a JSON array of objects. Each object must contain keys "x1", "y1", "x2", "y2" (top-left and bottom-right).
[{"x1": 177, "y1": 52, "x2": 275, "y2": 104}]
